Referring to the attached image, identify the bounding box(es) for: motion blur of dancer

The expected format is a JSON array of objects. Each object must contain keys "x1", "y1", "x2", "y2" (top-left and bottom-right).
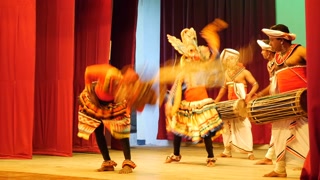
[
  {"x1": 77, "y1": 63, "x2": 157, "y2": 174},
  {"x1": 163, "y1": 19, "x2": 227, "y2": 167}
]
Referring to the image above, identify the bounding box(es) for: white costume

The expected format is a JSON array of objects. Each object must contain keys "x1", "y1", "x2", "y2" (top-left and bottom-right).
[
  {"x1": 271, "y1": 68, "x2": 309, "y2": 173},
  {"x1": 222, "y1": 82, "x2": 254, "y2": 156},
  {"x1": 218, "y1": 48, "x2": 255, "y2": 158}
]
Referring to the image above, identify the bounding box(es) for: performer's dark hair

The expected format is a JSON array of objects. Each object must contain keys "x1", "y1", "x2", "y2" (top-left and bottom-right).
[
  {"x1": 270, "y1": 24, "x2": 291, "y2": 43},
  {"x1": 270, "y1": 24, "x2": 290, "y2": 33}
]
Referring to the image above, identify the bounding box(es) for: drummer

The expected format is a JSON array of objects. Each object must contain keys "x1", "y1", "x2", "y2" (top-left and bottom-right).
[
  {"x1": 256, "y1": 24, "x2": 309, "y2": 177},
  {"x1": 214, "y1": 48, "x2": 259, "y2": 160},
  {"x1": 254, "y1": 39, "x2": 276, "y2": 166}
]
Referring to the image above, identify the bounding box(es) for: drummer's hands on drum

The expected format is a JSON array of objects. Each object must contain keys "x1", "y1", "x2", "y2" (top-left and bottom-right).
[
  {"x1": 251, "y1": 93, "x2": 259, "y2": 100},
  {"x1": 252, "y1": 90, "x2": 267, "y2": 100},
  {"x1": 245, "y1": 93, "x2": 254, "y2": 103}
]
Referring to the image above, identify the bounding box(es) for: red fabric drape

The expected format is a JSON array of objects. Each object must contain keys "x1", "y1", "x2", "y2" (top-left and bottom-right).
[
  {"x1": 110, "y1": 0, "x2": 138, "y2": 69},
  {"x1": 0, "y1": 0, "x2": 36, "y2": 159},
  {"x1": 109, "y1": 0, "x2": 139, "y2": 150},
  {"x1": 158, "y1": 0, "x2": 275, "y2": 144},
  {"x1": 300, "y1": 0, "x2": 320, "y2": 179},
  {"x1": 0, "y1": 0, "x2": 137, "y2": 158},
  {"x1": 32, "y1": 0, "x2": 75, "y2": 157},
  {"x1": 72, "y1": 0, "x2": 113, "y2": 153}
]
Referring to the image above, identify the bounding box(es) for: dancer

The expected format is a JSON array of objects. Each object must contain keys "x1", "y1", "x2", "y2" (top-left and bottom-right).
[
  {"x1": 214, "y1": 48, "x2": 259, "y2": 160},
  {"x1": 78, "y1": 63, "x2": 157, "y2": 174},
  {"x1": 164, "y1": 19, "x2": 227, "y2": 167},
  {"x1": 257, "y1": 24, "x2": 309, "y2": 177}
]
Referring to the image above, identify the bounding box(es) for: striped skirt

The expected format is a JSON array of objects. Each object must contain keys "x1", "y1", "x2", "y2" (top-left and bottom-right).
[
  {"x1": 77, "y1": 89, "x2": 130, "y2": 140},
  {"x1": 166, "y1": 98, "x2": 224, "y2": 142}
]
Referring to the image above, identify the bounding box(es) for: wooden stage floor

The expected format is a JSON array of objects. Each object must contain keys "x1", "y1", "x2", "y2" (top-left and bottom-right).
[{"x1": 0, "y1": 143, "x2": 303, "y2": 180}]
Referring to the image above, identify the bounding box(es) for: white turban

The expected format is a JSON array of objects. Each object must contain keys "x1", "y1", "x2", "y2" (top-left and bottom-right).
[{"x1": 262, "y1": 28, "x2": 296, "y2": 41}]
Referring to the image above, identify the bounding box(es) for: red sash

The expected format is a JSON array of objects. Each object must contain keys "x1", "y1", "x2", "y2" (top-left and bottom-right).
[
  {"x1": 227, "y1": 85, "x2": 247, "y2": 100},
  {"x1": 184, "y1": 87, "x2": 208, "y2": 101}
]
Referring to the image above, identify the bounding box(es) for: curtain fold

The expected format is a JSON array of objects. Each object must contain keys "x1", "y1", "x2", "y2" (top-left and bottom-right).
[
  {"x1": 0, "y1": 0, "x2": 36, "y2": 159},
  {"x1": 300, "y1": 0, "x2": 320, "y2": 179},
  {"x1": 108, "y1": 0, "x2": 138, "y2": 150},
  {"x1": 32, "y1": 0, "x2": 75, "y2": 156},
  {"x1": 72, "y1": 0, "x2": 113, "y2": 153},
  {"x1": 158, "y1": 0, "x2": 276, "y2": 144},
  {"x1": 109, "y1": 0, "x2": 138, "y2": 69}
]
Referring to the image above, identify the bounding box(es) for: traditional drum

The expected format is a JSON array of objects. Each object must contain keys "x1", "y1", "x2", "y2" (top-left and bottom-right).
[
  {"x1": 247, "y1": 88, "x2": 307, "y2": 125},
  {"x1": 215, "y1": 99, "x2": 247, "y2": 121}
]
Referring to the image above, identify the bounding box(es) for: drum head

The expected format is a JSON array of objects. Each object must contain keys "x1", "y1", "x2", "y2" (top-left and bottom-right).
[
  {"x1": 233, "y1": 99, "x2": 247, "y2": 118},
  {"x1": 299, "y1": 89, "x2": 307, "y2": 113}
]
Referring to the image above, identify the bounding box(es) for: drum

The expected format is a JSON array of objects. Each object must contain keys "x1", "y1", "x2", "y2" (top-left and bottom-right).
[
  {"x1": 247, "y1": 88, "x2": 307, "y2": 125},
  {"x1": 215, "y1": 99, "x2": 247, "y2": 121}
]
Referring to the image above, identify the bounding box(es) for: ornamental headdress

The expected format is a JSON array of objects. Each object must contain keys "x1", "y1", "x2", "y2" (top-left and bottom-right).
[{"x1": 167, "y1": 28, "x2": 211, "y2": 66}]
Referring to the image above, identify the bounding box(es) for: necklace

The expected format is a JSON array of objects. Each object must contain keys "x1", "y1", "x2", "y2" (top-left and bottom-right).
[{"x1": 274, "y1": 44, "x2": 299, "y2": 65}]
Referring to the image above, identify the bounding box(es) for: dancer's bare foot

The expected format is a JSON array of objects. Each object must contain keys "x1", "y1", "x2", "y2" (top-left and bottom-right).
[
  {"x1": 97, "y1": 160, "x2": 117, "y2": 172},
  {"x1": 119, "y1": 160, "x2": 136, "y2": 174},
  {"x1": 206, "y1": 158, "x2": 216, "y2": 167},
  {"x1": 119, "y1": 165, "x2": 132, "y2": 174},
  {"x1": 254, "y1": 158, "x2": 273, "y2": 165},
  {"x1": 248, "y1": 153, "x2": 255, "y2": 160},
  {"x1": 263, "y1": 171, "x2": 287, "y2": 177},
  {"x1": 165, "y1": 154, "x2": 181, "y2": 163},
  {"x1": 219, "y1": 153, "x2": 232, "y2": 158}
]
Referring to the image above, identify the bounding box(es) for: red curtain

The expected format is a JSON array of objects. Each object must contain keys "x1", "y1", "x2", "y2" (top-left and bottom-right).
[
  {"x1": 158, "y1": 0, "x2": 276, "y2": 144},
  {"x1": 0, "y1": 0, "x2": 36, "y2": 159},
  {"x1": 32, "y1": 0, "x2": 75, "y2": 157},
  {"x1": 108, "y1": 0, "x2": 139, "y2": 150},
  {"x1": 300, "y1": 0, "x2": 320, "y2": 179},
  {"x1": 0, "y1": 0, "x2": 114, "y2": 158},
  {"x1": 72, "y1": 0, "x2": 138, "y2": 152},
  {"x1": 72, "y1": 0, "x2": 113, "y2": 153},
  {"x1": 109, "y1": 0, "x2": 138, "y2": 69}
]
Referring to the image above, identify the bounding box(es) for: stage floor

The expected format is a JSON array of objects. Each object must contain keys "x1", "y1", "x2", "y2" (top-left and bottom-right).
[{"x1": 0, "y1": 143, "x2": 302, "y2": 180}]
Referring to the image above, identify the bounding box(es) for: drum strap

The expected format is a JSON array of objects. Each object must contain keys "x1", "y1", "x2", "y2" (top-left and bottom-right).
[
  {"x1": 274, "y1": 44, "x2": 300, "y2": 65},
  {"x1": 286, "y1": 65, "x2": 307, "y2": 84},
  {"x1": 275, "y1": 44, "x2": 307, "y2": 84},
  {"x1": 226, "y1": 66, "x2": 244, "y2": 81},
  {"x1": 275, "y1": 65, "x2": 307, "y2": 84}
]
